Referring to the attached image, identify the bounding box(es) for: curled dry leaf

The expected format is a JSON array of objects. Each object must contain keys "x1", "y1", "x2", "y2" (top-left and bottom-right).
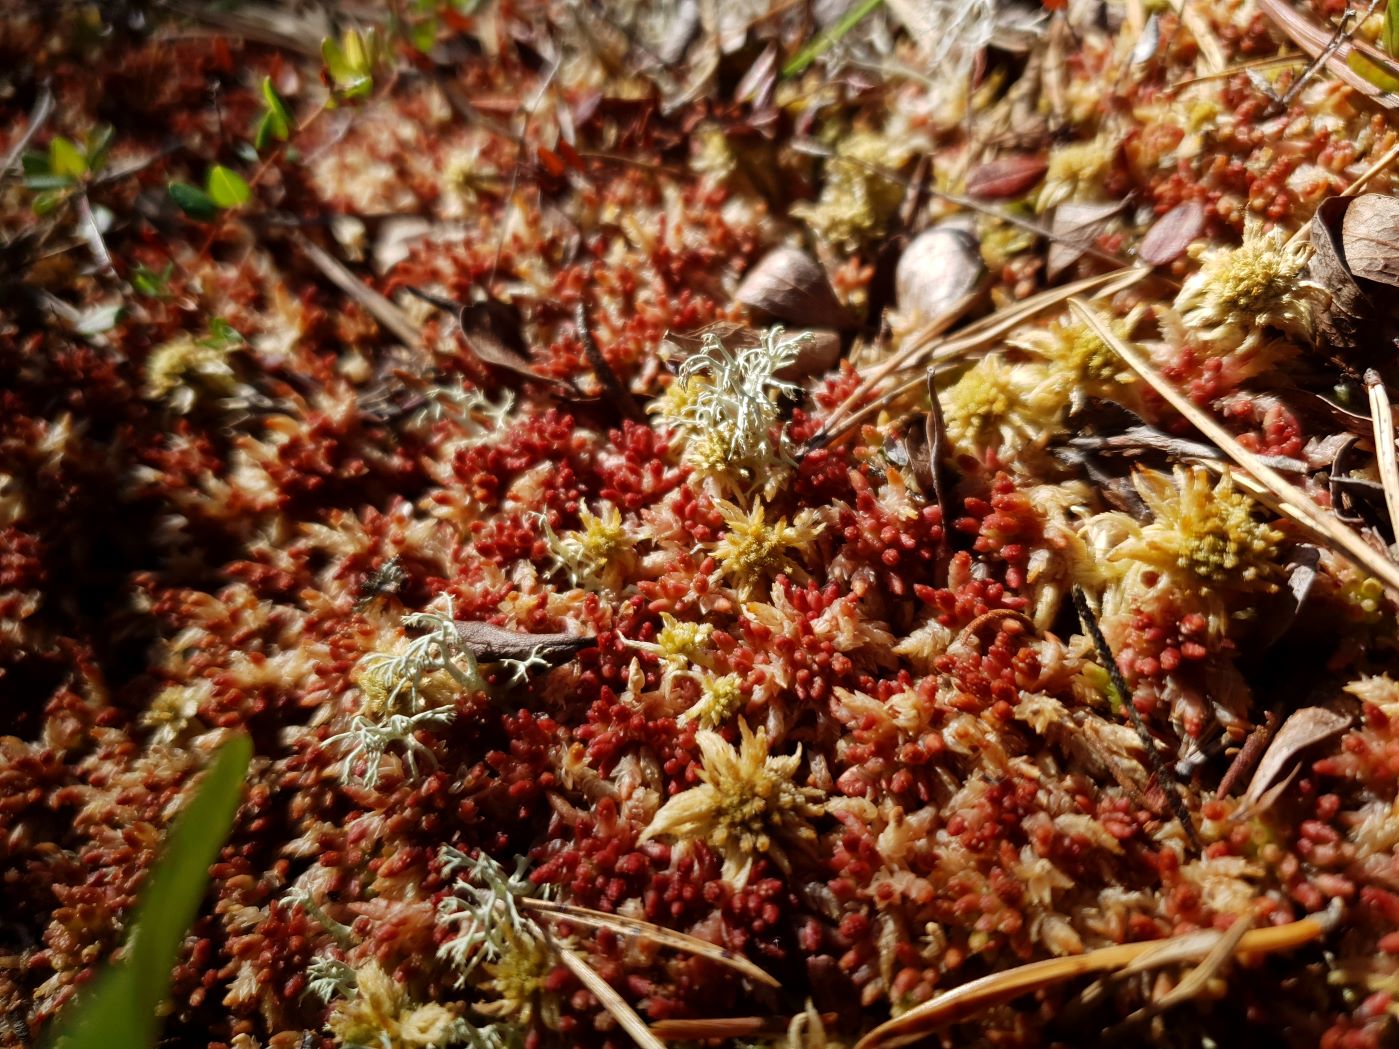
[
  {"x1": 965, "y1": 155, "x2": 1048, "y2": 200},
  {"x1": 1340, "y1": 193, "x2": 1399, "y2": 287},
  {"x1": 895, "y1": 227, "x2": 985, "y2": 325},
  {"x1": 736, "y1": 246, "x2": 856, "y2": 331},
  {"x1": 452, "y1": 620, "x2": 595, "y2": 664},
  {"x1": 1309, "y1": 196, "x2": 1372, "y2": 352},
  {"x1": 409, "y1": 287, "x2": 577, "y2": 396},
  {"x1": 1138, "y1": 200, "x2": 1204, "y2": 265},
  {"x1": 1048, "y1": 200, "x2": 1124, "y2": 279},
  {"x1": 1240, "y1": 706, "x2": 1352, "y2": 812}
]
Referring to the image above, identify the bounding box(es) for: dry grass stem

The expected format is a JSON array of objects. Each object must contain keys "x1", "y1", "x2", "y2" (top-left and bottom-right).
[
  {"x1": 855, "y1": 907, "x2": 1337, "y2": 1048},
  {"x1": 523, "y1": 898, "x2": 780, "y2": 988}
]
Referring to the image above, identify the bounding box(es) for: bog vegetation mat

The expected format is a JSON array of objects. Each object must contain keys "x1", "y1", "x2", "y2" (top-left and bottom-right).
[{"x1": 8, "y1": 1, "x2": 1399, "y2": 1046}]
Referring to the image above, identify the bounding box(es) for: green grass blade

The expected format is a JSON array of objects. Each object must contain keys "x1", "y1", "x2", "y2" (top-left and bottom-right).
[
  {"x1": 783, "y1": 0, "x2": 885, "y2": 77},
  {"x1": 45, "y1": 735, "x2": 252, "y2": 1049}
]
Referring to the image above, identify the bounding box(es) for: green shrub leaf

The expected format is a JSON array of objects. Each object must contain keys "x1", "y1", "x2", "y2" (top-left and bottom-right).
[
  {"x1": 206, "y1": 165, "x2": 251, "y2": 209},
  {"x1": 49, "y1": 136, "x2": 87, "y2": 181},
  {"x1": 168, "y1": 181, "x2": 218, "y2": 220},
  {"x1": 255, "y1": 77, "x2": 293, "y2": 149}
]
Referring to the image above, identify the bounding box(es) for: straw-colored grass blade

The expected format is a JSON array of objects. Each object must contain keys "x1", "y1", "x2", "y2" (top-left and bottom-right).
[{"x1": 524, "y1": 897, "x2": 780, "y2": 988}]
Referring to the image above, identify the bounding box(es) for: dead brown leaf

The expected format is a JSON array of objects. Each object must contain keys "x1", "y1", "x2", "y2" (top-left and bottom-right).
[
  {"x1": 736, "y1": 246, "x2": 856, "y2": 330},
  {"x1": 1240, "y1": 707, "x2": 1352, "y2": 812},
  {"x1": 965, "y1": 155, "x2": 1048, "y2": 200},
  {"x1": 1138, "y1": 200, "x2": 1204, "y2": 265},
  {"x1": 1341, "y1": 193, "x2": 1399, "y2": 287},
  {"x1": 1309, "y1": 196, "x2": 1374, "y2": 354}
]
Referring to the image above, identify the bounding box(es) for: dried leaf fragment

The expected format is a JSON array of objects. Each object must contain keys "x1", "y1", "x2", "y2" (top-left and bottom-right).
[
  {"x1": 1340, "y1": 193, "x2": 1399, "y2": 287},
  {"x1": 452, "y1": 620, "x2": 594, "y2": 664},
  {"x1": 1308, "y1": 196, "x2": 1374, "y2": 353},
  {"x1": 1139, "y1": 200, "x2": 1204, "y2": 265},
  {"x1": 1240, "y1": 707, "x2": 1352, "y2": 811},
  {"x1": 736, "y1": 246, "x2": 856, "y2": 331},
  {"x1": 965, "y1": 155, "x2": 1048, "y2": 200}
]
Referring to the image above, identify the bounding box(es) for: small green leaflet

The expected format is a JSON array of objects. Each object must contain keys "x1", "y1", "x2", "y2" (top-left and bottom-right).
[
  {"x1": 49, "y1": 136, "x2": 87, "y2": 181},
  {"x1": 168, "y1": 180, "x2": 218, "y2": 220},
  {"x1": 42, "y1": 735, "x2": 252, "y2": 1049},
  {"x1": 254, "y1": 77, "x2": 292, "y2": 150},
  {"x1": 322, "y1": 29, "x2": 376, "y2": 101},
  {"x1": 206, "y1": 165, "x2": 251, "y2": 209}
]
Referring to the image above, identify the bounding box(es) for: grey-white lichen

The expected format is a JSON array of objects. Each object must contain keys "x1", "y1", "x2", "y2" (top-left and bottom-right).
[
  {"x1": 654, "y1": 327, "x2": 809, "y2": 495},
  {"x1": 356, "y1": 597, "x2": 486, "y2": 715},
  {"x1": 435, "y1": 848, "x2": 544, "y2": 985},
  {"x1": 324, "y1": 708, "x2": 457, "y2": 788}
]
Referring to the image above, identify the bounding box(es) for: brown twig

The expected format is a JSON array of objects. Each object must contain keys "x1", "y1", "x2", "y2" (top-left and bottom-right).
[
  {"x1": 0, "y1": 85, "x2": 54, "y2": 177},
  {"x1": 1216, "y1": 709, "x2": 1280, "y2": 799},
  {"x1": 576, "y1": 299, "x2": 647, "y2": 424},
  {"x1": 295, "y1": 233, "x2": 424, "y2": 351}
]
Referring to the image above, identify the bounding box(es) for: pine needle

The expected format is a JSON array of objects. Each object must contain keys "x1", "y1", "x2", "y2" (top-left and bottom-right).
[
  {"x1": 523, "y1": 898, "x2": 780, "y2": 988},
  {"x1": 855, "y1": 906, "x2": 1338, "y2": 1048},
  {"x1": 556, "y1": 945, "x2": 667, "y2": 1049},
  {"x1": 809, "y1": 266, "x2": 1148, "y2": 449}
]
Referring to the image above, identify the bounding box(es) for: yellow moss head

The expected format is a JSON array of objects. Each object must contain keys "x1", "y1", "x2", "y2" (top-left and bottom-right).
[
  {"x1": 1123, "y1": 466, "x2": 1284, "y2": 588},
  {"x1": 792, "y1": 131, "x2": 910, "y2": 250},
  {"x1": 1174, "y1": 219, "x2": 1323, "y2": 352},
  {"x1": 476, "y1": 927, "x2": 559, "y2": 1030},
  {"x1": 654, "y1": 612, "x2": 714, "y2": 667},
  {"x1": 708, "y1": 498, "x2": 824, "y2": 597},
  {"x1": 327, "y1": 962, "x2": 462, "y2": 1049},
  {"x1": 640, "y1": 720, "x2": 825, "y2": 888},
  {"x1": 144, "y1": 333, "x2": 239, "y2": 411},
  {"x1": 941, "y1": 354, "x2": 1063, "y2": 457},
  {"x1": 679, "y1": 671, "x2": 746, "y2": 728},
  {"x1": 1038, "y1": 135, "x2": 1117, "y2": 211}
]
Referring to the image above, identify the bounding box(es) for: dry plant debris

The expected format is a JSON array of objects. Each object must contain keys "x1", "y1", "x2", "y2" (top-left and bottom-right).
[{"x1": 12, "y1": 0, "x2": 1399, "y2": 1047}]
